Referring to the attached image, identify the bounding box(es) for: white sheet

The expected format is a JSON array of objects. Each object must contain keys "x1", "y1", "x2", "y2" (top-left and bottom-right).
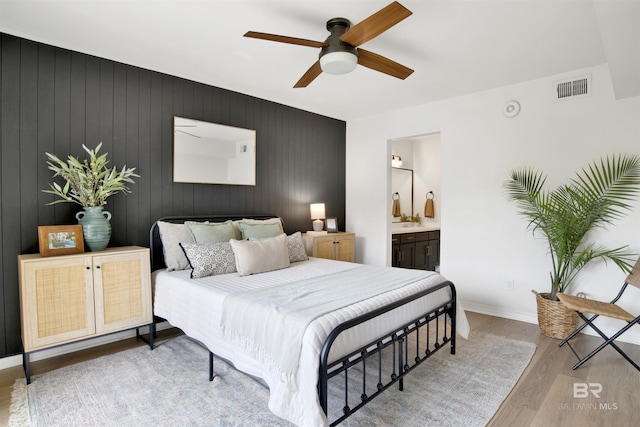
[{"x1": 153, "y1": 257, "x2": 470, "y2": 426}]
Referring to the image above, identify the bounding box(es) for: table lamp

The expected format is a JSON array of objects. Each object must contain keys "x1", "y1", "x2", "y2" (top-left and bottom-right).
[{"x1": 310, "y1": 203, "x2": 326, "y2": 232}]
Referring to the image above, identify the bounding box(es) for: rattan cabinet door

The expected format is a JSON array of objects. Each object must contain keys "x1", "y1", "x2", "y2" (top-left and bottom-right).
[
  {"x1": 334, "y1": 234, "x2": 355, "y2": 262},
  {"x1": 92, "y1": 249, "x2": 152, "y2": 334},
  {"x1": 303, "y1": 232, "x2": 355, "y2": 262},
  {"x1": 19, "y1": 255, "x2": 95, "y2": 352},
  {"x1": 313, "y1": 235, "x2": 339, "y2": 260}
]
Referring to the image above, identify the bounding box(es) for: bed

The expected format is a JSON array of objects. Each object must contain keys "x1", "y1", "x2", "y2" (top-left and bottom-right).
[{"x1": 149, "y1": 214, "x2": 469, "y2": 426}]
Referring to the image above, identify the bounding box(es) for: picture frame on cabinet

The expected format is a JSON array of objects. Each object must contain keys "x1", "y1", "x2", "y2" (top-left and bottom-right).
[
  {"x1": 38, "y1": 225, "x2": 84, "y2": 257},
  {"x1": 326, "y1": 217, "x2": 338, "y2": 233}
]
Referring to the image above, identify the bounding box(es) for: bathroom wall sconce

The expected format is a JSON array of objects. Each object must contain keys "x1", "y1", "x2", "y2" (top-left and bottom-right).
[
  {"x1": 310, "y1": 203, "x2": 326, "y2": 231},
  {"x1": 391, "y1": 155, "x2": 403, "y2": 168}
]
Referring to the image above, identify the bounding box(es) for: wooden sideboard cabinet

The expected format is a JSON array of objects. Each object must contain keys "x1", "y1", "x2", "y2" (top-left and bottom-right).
[
  {"x1": 303, "y1": 232, "x2": 355, "y2": 262},
  {"x1": 392, "y1": 230, "x2": 440, "y2": 271},
  {"x1": 18, "y1": 246, "x2": 153, "y2": 383}
]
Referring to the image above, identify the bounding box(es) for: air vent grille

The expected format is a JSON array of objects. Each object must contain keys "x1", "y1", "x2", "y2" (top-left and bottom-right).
[{"x1": 554, "y1": 74, "x2": 591, "y2": 101}]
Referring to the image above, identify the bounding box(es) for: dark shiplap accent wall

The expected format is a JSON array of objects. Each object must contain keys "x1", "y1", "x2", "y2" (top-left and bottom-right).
[{"x1": 0, "y1": 33, "x2": 346, "y2": 358}]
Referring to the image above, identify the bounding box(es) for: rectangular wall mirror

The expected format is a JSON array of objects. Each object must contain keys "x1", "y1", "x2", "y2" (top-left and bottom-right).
[
  {"x1": 173, "y1": 117, "x2": 256, "y2": 185},
  {"x1": 391, "y1": 167, "x2": 414, "y2": 222}
]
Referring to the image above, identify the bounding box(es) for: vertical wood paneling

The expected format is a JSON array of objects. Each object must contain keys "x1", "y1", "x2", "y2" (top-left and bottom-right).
[
  {"x1": 136, "y1": 69, "x2": 152, "y2": 246},
  {"x1": 38, "y1": 44, "x2": 57, "y2": 223},
  {"x1": 0, "y1": 33, "x2": 346, "y2": 358},
  {"x1": 20, "y1": 40, "x2": 39, "y2": 251},
  {"x1": 1, "y1": 35, "x2": 22, "y2": 356},
  {"x1": 160, "y1": 75, "x2": 174, "y2": 215},
  {"x1": 111, "y1": 62, "x2": 127, "y2": 244},
  {"x1": 84, "y1": 57, "x2": 101, "y2": 153},
  {"x1": 148, "y1": 73, "x2": 163, "y2": 224},
  {"x1": 125, "y1": 66, "x2": 140, "y2": 244}
]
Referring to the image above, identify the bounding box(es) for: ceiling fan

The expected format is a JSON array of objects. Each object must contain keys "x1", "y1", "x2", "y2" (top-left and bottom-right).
[{"x1": 244, "y1": 1, "x2": 414, "y2": 88}]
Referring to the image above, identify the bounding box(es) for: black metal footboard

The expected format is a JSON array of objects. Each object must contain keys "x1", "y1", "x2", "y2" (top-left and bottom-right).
[{"x1": 318, "y1": 280, "x2": 456, "y2": 426}]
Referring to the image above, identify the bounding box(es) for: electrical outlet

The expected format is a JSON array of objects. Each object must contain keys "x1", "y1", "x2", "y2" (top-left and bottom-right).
[{"x1": 507, "y1": 280, "x2": 515, "y2": 291}]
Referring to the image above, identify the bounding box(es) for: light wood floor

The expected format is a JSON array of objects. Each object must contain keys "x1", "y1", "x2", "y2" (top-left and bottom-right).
[{"x1": 1, "y1": 313, "x2": 638, "y2": 426}]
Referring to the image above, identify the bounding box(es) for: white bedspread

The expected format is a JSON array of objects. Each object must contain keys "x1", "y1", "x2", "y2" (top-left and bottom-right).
[{"x1": 153, "y1": 257, "x2": 470, "y2": 426}]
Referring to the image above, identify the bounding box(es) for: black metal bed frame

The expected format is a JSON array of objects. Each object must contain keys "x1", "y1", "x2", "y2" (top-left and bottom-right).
[
  {"x1": 149, "y1": 214, "x2": 456, "y2": 426},
  {"x1": 319, "y1": 281, "x2": 455, "y2": 425}
]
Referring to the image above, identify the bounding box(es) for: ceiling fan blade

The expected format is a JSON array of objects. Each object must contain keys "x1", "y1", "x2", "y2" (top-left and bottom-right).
[
  {"x1": 244, "y1": 31, "x2": 327, "y2": 48},
  {"x1": 357, "y1": 49, "x2": 413, "y2": 80},
  {"x1": 294, "y1": 61, "x2": 323, "y2": 88},
  {"x1": 341, "y1": 1, "x2": 412, "y2": 47}
]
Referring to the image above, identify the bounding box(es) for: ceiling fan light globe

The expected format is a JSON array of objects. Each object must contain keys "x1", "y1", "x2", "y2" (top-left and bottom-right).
[{"x1": 320, "y1": 51, "x2": 358, "y2": 75}]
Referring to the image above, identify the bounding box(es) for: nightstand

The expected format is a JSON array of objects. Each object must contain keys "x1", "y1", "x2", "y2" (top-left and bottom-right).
[{"x1": 302, "y1": 232, "x2": 355, "y2": 262}]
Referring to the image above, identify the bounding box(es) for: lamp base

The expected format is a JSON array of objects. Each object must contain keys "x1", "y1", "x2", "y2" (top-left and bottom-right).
[{"x1": 313, "y1": 219, "x2": 324, "y2": 231}]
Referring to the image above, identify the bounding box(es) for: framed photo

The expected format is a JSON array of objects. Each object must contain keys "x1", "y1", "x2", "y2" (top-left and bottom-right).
[
  {"x1": 326, "y1": 217, "x2": 338, "y2": 233},
  {"x1": 38, "y1": 225, "x2": 84, "y2": 257}
]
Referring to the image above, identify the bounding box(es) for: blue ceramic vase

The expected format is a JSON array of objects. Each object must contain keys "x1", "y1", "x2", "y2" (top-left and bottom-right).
[{"x1": 76, "y1": 206, "x2": 112, "y2": 252}]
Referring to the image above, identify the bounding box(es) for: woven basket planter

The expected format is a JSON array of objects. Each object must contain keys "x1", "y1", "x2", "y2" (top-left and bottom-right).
[{"x1": 533, "y1": 291, "x2": 578, "y2": 339}]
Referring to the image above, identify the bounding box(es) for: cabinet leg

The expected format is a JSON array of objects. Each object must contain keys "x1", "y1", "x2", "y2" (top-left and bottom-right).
[
  {"x1": 209, "y1": 351, "x2": 216, "y2": 381},
  {"x1": 149, "y1": 323, "x2": 155, "y2": 350},
  {"x1": 136, "y1": 324, "x2": 156, "y2": 350},
  {"x1": 23, "y1": 352, "x2": 31, "y2": 385}
]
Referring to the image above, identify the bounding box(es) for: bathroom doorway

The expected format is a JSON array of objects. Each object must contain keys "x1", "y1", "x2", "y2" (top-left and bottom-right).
[
  {"x1": 389, "y1": 132, "x2": 441, "y2": 228},
  {"x1": 388, "y1": 132, "x2": 442, "y2": 270}
]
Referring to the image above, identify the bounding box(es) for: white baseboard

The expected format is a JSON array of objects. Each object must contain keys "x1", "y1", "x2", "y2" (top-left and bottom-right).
[
  {"x1": 462, "y1": 300, "x2": 640, "y2": 346},
  {"x1": 0, "y1": 322, "x2": 172, "y2": 372},
  {"x1": 462, "y1": 300, "x2": 539, "y2": 325}
]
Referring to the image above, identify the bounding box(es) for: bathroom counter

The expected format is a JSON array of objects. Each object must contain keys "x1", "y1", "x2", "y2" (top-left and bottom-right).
[{"x1": 391, "y1": 224, "x2": 440, "y2": 234}]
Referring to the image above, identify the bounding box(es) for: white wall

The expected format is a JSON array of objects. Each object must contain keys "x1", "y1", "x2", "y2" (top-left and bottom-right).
[
  {"x1": 346, "y1": 64, "x2": 640, "y2": 344},
  {"x1": 412, "y1": 134, "x2": 441, "y2": 227}
]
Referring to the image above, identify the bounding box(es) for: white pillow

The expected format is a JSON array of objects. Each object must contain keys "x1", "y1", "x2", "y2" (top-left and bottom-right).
[
  {"x1": 157, "y1": 221, "x2": 195, "y2": 271},
  {"x1": 240, "y1": 217, "x2": 282, "y2": 224},
  {"x1": 229, "y1": 233, "x2": 290, "y2": 276}
]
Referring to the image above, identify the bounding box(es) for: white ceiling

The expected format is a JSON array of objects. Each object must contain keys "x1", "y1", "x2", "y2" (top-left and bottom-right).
[{"x1": 1, "y1": 0, "x2": 638, "y2": 121}]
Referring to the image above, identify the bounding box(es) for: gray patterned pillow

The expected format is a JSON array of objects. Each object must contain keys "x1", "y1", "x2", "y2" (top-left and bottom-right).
[
  {"x1": 179, "y1": 242, "x2": 237, "y2": 279},
  {"x1": 287, "y1": 231, "x2": 309, "y2": 262}
]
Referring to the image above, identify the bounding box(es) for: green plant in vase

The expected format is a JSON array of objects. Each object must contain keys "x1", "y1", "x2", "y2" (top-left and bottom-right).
[
  {"x1": 43, "y1": 143, "x2": 139, "y2": 251},
  {"x1": 504, "y1": 154, "x2": 640, "y2": 338}
]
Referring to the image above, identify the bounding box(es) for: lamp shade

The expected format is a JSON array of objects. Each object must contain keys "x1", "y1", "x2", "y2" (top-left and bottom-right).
[
  {"x1": 310, "y1": 203, "x2": 326, "y2": 219},
  {"x1": 319, "y1": 52, "x2": 358, "y2": 75}
]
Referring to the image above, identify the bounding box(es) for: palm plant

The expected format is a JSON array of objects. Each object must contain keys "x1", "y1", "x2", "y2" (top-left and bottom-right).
[{"x1": 504, "y1": 154, "x2": 640, "y2": 301}]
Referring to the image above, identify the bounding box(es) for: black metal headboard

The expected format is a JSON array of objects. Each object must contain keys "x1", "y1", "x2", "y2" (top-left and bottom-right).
[{"x1": 149, "y1": 214, "x2": 280, "y2": 271}]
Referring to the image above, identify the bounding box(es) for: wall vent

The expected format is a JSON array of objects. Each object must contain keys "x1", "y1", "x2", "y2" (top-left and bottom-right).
[{"x1": 554, "y1": 74, "x2": 591, "y2": 101}]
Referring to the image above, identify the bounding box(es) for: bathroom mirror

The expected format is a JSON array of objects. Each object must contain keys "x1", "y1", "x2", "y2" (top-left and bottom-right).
[
  {"x1": 173, "y1": 117, "x2": 256, "y2": 185},
  {"x1": 391, "y1": 167, "x2": 413, "y2": 222}
]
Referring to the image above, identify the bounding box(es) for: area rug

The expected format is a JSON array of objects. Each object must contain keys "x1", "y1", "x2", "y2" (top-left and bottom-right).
[{"x1": 9, "y1": 332, "x2": 536, "y2": 427}]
